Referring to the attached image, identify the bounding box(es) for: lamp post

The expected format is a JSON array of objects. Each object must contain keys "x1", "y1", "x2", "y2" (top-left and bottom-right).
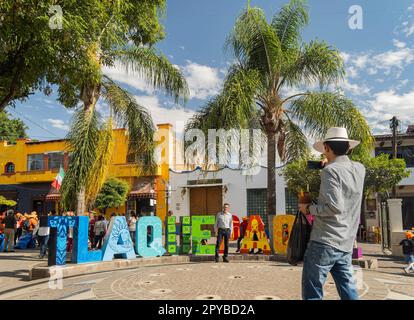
[{"x1": 390, "y1": 116, "x2": 400, "y2": 198}]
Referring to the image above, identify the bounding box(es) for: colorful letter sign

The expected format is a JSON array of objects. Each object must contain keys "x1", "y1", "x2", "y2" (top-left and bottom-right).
[
  {"x1": 240, "y1": 215, "x2": 271, "y2": 254},
  {"x1": 102, "y1": 216, "x2": 136, "y2": 261},
  {"x1": 180, "y1": 216, "x2": 191, "y2": 254},
  {"x1": 191, "y1": 216, "x2": 215, "y2": 255},
  {"x1": 48, "y1": 216, "x2": 76, "y2": 266},
  {"x1": 72, "y1": 216, "x2": 103, "y2": 263},
  {"x1": 165, "y1": 216, "x2": 177, "y2": 255},
  {"x1": 136, "y1": 216, "x2": 166, "y2": 258},
  {"x1": 273, "y1": 215, "x2": 296, "y2": 255}
]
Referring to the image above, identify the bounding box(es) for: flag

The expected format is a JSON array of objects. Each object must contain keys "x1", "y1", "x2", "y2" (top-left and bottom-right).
[{"x1": 51, "y1": 167, "x2": 65, "y2": 191}]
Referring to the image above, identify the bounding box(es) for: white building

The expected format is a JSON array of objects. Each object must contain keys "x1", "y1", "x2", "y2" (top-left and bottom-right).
[
  {"x1": 367, "y1": 126, "x2": 414, "y2": 231},
  {"x1": 168, "y1": 165, "x2": 295, "y2": 223}
]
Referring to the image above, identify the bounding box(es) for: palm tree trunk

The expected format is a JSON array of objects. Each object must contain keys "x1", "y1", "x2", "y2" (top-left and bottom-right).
[
  {"x1": 77, "y1": 187, "x2": 86, "y2": 216},
  {"x1": 267, "y1": 129, "x2": 277, "y2": 253},
  {"x1": 75, "y1": 82, "x2": 100, "y2": 216},
  {"x1": 267, "y1": 130, "x2": 277, "y2": 216}
]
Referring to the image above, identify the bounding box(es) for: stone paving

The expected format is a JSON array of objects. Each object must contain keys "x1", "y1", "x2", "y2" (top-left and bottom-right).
[{"x1": 1, "y1": 244, "x2": 414, "y2": 300}]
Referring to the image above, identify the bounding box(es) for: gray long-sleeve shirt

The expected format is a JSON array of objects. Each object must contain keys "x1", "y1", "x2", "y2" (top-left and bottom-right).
[{"x1": 308, "y1": 155, "x2": 366, "y2": 253}]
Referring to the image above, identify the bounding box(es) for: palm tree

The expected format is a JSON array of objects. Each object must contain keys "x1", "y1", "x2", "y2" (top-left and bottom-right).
[
  {"x1": 60, "y1": 47, "x2": 189, "y2": 214},
  {"x1": 186, "y1": 0, "x2": 373, "y2": 228}
]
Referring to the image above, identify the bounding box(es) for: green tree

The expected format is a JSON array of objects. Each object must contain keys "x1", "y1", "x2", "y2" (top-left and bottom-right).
[
  {"x1": 282, "y1": 157, "x2": 321, "y2": 200},
  {"x1": 55, "y1": 0, "x2": 189, "y2": 213},
  {"x1": 283, "y1": 154, "x2": 410, "y2": 201},
  {"x1": 354, "y1": 153, "x2": 411, "y2": 199},
  {"x1": 186, "y1": 0, "x2": 373, "y2": 225},
  {"x1": 0, "y1": 0, "x2": 170, "y2": 110},
  {"x1": 94, "y1": 178, "x2": 129, "y2": 216},
  {"x1": 0, "y1": 111, "x2": 27, "y2": 143}
]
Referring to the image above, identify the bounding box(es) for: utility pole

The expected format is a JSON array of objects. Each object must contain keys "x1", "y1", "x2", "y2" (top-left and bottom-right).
[{"x1": 390, "y1": 116, "x2": 400, "y2": 198}]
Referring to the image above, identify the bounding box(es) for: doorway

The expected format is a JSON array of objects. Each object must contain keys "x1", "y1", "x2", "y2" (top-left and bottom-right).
[
  {"x1": 189, "y1": 186, "x2": 222, "y2": 232},
  {"x1": 32, "y1": 200, "x2": 44, "y2": 215}
]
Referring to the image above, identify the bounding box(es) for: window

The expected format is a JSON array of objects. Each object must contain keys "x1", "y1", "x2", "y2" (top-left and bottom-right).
[
  {"x1": 27, "y1": 154, "x2": 44, "y2": 171},
  {"x1": 48, "y1": 152, "x2": 64, "y2": 170},
  {"x1": 285, "y1": 188, "x2": 298, "y2": 215},
  {"x1": 4, "y1": 162, "x2": 15, "y2": 174},
  {"x1": 246, "y1": 189, "x2": 267, "y2": 223},
  {"x1": 127, "y1": 152, "x2": 152, "y2": 165},
  {"x1": 376, "y1": 146, "x2": 414, "y2": 167}
]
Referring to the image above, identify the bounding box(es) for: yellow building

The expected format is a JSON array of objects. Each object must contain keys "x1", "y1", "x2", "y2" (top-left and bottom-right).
[{"x1": 0, "y1": 124, "x2": 173, "y2": 222}]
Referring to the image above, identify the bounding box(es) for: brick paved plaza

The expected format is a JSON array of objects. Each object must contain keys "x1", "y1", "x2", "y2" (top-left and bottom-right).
[{"x1": 0, "y1": 243, "x2": 414, "y2": 300}]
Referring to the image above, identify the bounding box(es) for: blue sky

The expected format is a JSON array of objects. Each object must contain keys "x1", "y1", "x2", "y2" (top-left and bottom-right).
[{"x1": 7, "y1": 0, "x2": 414, "y2": 140}]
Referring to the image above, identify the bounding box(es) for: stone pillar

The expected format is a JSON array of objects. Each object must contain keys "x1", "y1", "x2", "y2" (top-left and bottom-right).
[
  {"x1": 387, "y1": 199, "x2": 403, "y2": 232},
  {"x1": 388, "y1": 198, "x2": 404, "y2": 257}
]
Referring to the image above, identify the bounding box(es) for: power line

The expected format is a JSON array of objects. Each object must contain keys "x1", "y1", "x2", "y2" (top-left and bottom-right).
[{"x1": 7, "y1": 108, "x2": 61, "y2": 139}]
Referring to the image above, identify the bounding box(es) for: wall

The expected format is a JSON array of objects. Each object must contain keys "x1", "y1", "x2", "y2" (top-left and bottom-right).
[{"x1": 169, "y1": 166, "x2": 287, "y2": 220}]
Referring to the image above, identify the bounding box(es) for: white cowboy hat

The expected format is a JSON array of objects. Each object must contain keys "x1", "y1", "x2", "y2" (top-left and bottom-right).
[{"x1": 313, "y1": 127, "x2": 360, "y2": 153}]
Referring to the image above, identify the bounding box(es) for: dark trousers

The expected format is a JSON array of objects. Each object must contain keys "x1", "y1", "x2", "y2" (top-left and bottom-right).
[
  {"x1": 215, "y1": 228, "x2": 231, "y2": 258},
  {"x1": 38, "y1": 235, "x2": 49, "y2": 257},
  {"x1": 14, "y1": 228, "x2": 22, "y2": 245},
  {"x1": 94, "y1": 235, "x2": 104, "y2": 249}
]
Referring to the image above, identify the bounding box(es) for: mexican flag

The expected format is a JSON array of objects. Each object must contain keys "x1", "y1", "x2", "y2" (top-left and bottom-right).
[{"x1": 51, "y1": 167, "x2": 65, "y2": 191}]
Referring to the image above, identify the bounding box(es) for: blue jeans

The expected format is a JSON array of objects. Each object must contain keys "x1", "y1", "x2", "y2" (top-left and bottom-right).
[
  {"x1": 302, "y1": 241, "x2": 359, "y2": 300},
  {"x1": 38, "y1": 235, "x2": 49, "y2": 257},
  {"x1": 215, "y1": 228, "x2": 231, "y2": 258}
]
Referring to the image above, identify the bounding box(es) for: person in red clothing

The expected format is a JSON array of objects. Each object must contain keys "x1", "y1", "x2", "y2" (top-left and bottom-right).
[{"x1": 236, "y1": 216, "x2": 249, "y2": 253}]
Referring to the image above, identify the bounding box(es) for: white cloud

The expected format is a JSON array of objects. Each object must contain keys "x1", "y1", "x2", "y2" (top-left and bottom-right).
[
  {"x1": 343, "y1": 42, "x2": 414, "y2": 79},
  {"x1": 367, "y1": 90, "x2": 414, "y2": 127},
  {"x1": 46, "y1": 119, "x2": 69, "y2": 131},
  {"x1": 338, "y1": 79, "x2": 370, "y2": 96},
  {"x1": 102, "y1": 62, "x2": 156, "y2": 95},
  {"x1": 103, "y1": 60, "x2": 223, "y2": 101},
  {"x1": 181, "y1": 61, "x2": 223, "y2": 100},
  {"x1": 134, "y1": 95, "x2": 195, "y2": 132},
  {"x1": 393, "y1": 39, "x2": 407, "y2": 49}
]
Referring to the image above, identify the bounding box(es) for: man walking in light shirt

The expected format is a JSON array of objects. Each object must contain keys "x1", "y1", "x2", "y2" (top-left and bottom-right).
[
  {"x1": 299, "y1": 127, "x2": 366, "y2": 300},
  {"x1": 214, "y1": 203, "x2": 233, "y2": 263}
]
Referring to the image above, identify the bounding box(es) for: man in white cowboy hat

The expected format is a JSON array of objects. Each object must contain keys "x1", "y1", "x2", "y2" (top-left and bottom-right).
[{"x1": 299, "y1": 127, "x2": 366, "y2": 300}]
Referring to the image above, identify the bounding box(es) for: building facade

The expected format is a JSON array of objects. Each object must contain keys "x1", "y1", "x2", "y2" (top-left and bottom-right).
[
  {"x1": 0, "y1": 124, "x2": 173, "y2": 222},
  {"x1": 169, "y1": 165, "x2": 296, "y2": 223},
  {"x1": 371, "y1": 126, "x2": 414, "y2": 230}
]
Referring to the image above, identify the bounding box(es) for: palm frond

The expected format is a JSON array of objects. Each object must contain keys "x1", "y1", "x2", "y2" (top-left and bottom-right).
[
  {"x1": 289, "y1": 92, "x2": 374, "y2": 155},
  {"x1": 185, "y1": 66, "x2": 263, "y2": 168},
  {"x1": 226, "y1": 7, "x2": 282, "y2": 81},
  {"x1": 281, "y1": 40, "x2": 345, "y2": 89},
  {"x1": 102, "y1": 76, "x2": 156, "y2": 173},
  {"x1": 271, "y1": 0, "x2": 309, "y2": 50},
  {"x1": 114, "y1": 46, "x2": 189, "y2": 104},
  {"x1": 84, "y1": 118, "x2": 115, "y2": 207},
  {"x1": 279, "y1": 116, "x2": 310, "y2": 163},
  {"x1": 60, "y1": 107, "x2": 101, "y2": 210}
]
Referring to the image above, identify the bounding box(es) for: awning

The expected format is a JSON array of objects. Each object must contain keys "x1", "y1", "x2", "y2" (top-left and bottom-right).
[
  {"x1": 45, "y1": 187, "x2": 60, "y2": 201},
  {"x1": 128, "y1": 177, "x2": 157, "y2": 199}
]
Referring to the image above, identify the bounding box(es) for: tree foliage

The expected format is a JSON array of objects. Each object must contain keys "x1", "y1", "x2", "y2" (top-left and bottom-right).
[
  {"x1": 283, "y1": 154, "x2": 411, "y2": 200},
  {"x1": 0, "y1": 0, "x2": 168, "y2": 110},
  {"x1": 94, "y1": 178, "x2": 129, "y2": 214},
  {"x1": 0, "y1": 111, "x2": 27, "y2": 143},
  {"x1": 187, "y1": 0, "x2": 373, "y2": 218},
  {"x1": 0, "y1": 196, "x2": 17, "y2": 207}
]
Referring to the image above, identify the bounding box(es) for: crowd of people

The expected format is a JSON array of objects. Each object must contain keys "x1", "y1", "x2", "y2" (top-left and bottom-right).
[{"x1": 0, "y1": 209, "x2": 144, "y2": 259}]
